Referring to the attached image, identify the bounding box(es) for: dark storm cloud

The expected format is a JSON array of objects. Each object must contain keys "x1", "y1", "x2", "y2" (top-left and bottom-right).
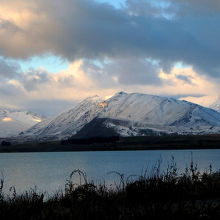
[{"x1": 0, "y1": 0, "x2": 220, "y2": 77}]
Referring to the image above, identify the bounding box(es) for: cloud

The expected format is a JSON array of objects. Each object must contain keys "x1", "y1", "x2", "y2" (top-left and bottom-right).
[
  {"x1": 0, "y1": 57, "x2": 219, "y2": 115},
  {"x1": 176, "y1": 75, "x2": 193, "y2": 85},
  {"x1": 158, "y1": 67, "x2": 219, "y2": 96},
  {"x1": 0, "y1": 82, "x2": 22, "y2": 96},
  {"x1": 21, "y1": 99, "x2": 77, "y2": 116},
  {"x1": 0, "y1": 58, "x2": 117, "y2": 114},
  {"x1": 0, "y1": 58, "x2": 20, "y2": 79},
  {"x1": 82, "y1": 57, "x2": 162, "y2": 86},
  {"x1": 0, "y1": 0, "x2": 219, "y2": 79},
  {"x1": 20, "y1": 69, "x2": 53, "y2": 91},
  {"x1": 166, "y1": 0, "x2": 220, "y2": 15}
]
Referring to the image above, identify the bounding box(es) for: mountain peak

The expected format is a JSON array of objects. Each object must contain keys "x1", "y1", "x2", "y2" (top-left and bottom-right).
[
  {"x1": 114, "y1": 91, "x2": 127, "y2": 96},
  {"x1": 82, "y1": 95, "x2": 102, "y2": 102}
]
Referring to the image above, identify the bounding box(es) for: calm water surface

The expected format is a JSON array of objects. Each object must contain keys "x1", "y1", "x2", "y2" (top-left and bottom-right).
[{"x1": 0, "y1": 150, "x2": 219, "y2": 194}]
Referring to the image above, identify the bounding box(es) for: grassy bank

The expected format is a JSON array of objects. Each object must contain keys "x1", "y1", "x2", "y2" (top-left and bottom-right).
[{"x1": 0, "y1": 161, "x2": 220, "y2": 219}]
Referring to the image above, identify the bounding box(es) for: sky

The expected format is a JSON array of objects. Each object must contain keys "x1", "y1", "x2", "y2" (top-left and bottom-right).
[{"x1": 0, "y1": 0, "x2": 220, "y2": 116}]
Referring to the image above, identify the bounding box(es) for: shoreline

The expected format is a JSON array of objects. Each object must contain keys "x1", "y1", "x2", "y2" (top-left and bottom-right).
[
  {"x1": 1, "y1": 134, "x2": 220, "y2": 153},
  {"x1": 1, "y1": 145, "x2": 220, "y2": 153}
]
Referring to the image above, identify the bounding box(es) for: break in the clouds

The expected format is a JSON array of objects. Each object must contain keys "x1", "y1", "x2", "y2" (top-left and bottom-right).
[{"x1": 0, "y1": 0, "x2": 220, "y2": 114}]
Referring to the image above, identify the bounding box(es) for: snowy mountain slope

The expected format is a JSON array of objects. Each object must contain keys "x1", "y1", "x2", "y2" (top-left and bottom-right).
[
  {"x1": 22, "y1": 96, "x2": 104, "y2": 139},
  {"x1": 20, "y1": 92, "x2": 220, "y2": 141},
  {"x1": 73, "y1": 117, "x2": 168, "y2": 138},
  {"x1": 100, "y1": 92, "x2": 220, "y2": 127},
  {"x1": 180, "y1": 96, "x2": 220, "y2": 112},
  {"x1": 0, "y1": 108, "x2": 43, "y2": 137},
  {"x1": 19, "y1": 117, "x2": 52, "y2": 136}
]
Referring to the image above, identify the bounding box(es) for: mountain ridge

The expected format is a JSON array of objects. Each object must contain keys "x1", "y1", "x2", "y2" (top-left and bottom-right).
[{"x1": 18, "y1": 92, "x2": 220, "y2": 141}]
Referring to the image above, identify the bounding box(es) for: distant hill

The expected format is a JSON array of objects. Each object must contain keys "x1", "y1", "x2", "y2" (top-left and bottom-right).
[{"x1": 0, "y1": 108, "x2": 43, "y2": 137}]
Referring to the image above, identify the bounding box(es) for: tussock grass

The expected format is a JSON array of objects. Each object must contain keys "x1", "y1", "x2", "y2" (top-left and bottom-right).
[{"x1": 0, "y1": 159, "x2": 220, "y2": 219}]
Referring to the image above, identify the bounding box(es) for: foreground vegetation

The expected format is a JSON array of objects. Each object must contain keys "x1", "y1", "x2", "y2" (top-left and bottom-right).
[{"x1": 0, "y1": 160, "x2": 220, "y2": 219}]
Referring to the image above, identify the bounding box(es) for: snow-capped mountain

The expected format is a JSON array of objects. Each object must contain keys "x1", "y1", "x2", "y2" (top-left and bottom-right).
[
  {"x1": 180, "y1": 96, "x2": 220, "y2": 113},
  {"x1": 0, "y1": 108, "x2": 43, "y2": 137},
  {"x1": 22, "y1": 95, "x2": 104, "y2": 140},
  {"x1": 20, "y1": 92, "x2": 220, "y2": 141}
]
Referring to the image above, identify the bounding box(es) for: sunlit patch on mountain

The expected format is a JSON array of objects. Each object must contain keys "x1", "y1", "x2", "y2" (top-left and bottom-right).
[{"x1": 2, "y1": 117, "x2": 13, "y2": 122}]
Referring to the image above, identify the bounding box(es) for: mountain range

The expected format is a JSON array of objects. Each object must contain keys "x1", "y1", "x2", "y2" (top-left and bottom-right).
[
  {"x1": 0, "y1": 108, "x2": 43, "y2": 138},
  {"x1": 14, "y1": 92, "x2": 220, "y2": 142}
]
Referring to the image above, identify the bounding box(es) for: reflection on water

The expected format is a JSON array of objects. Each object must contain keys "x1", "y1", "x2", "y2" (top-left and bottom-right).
[{"x1": 0, "y1": 149, "x2": 219, "y2": 194}]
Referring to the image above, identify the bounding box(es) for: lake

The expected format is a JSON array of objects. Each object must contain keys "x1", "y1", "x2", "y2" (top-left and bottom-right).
[{"x1": 0, "y1": 149, "x2": 220, "y2": 195}]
